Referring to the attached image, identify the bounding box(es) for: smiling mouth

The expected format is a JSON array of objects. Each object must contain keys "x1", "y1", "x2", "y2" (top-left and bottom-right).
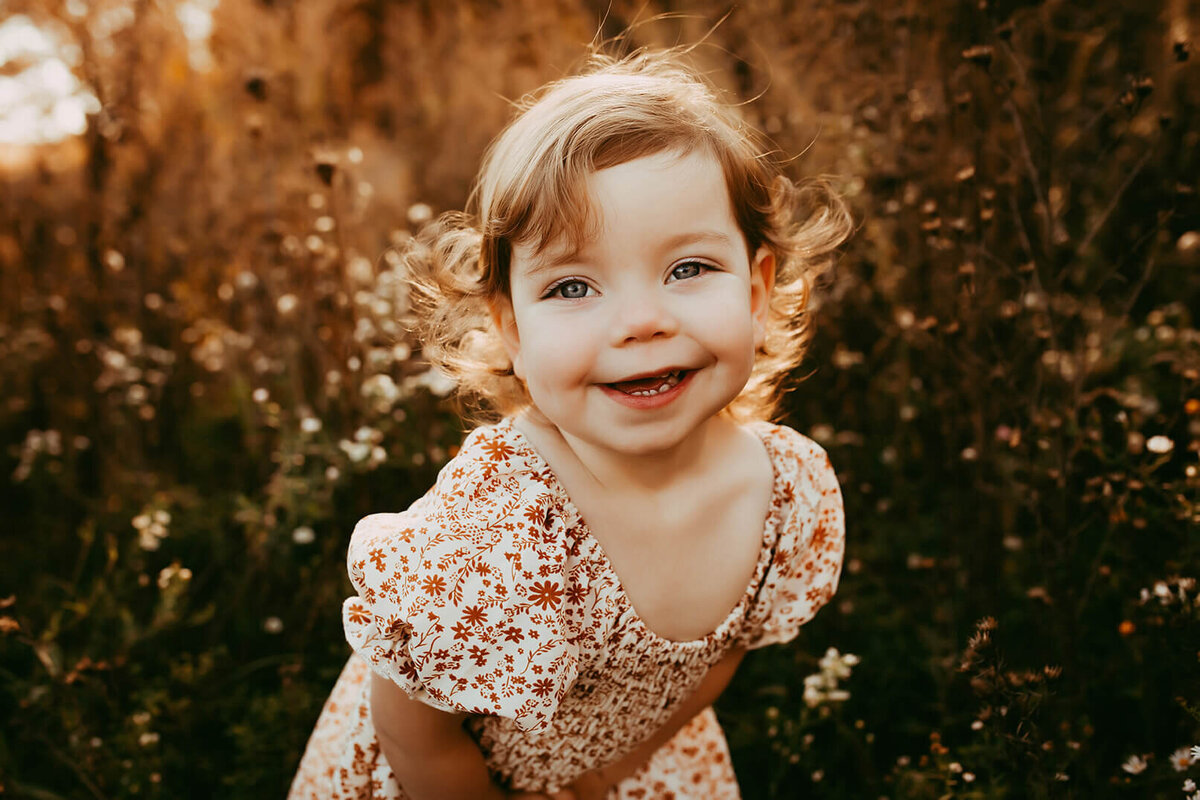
[{"x1": 606, "y1": 369, "x2": 690, "y2": 397}]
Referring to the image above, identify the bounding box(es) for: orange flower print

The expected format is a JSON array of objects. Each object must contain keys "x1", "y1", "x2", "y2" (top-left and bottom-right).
[
  {"x1": 531, "y1": 677, "x2": 556, "y2": 697},
  {"x1": 346, "y1": 604, "x2": 371, "y2": 626},
  {"x1": 528, "y1": 580, "x2": 563, "y2": 610},
  {"x1": 463, "y1": 605, "x2": 487, "y2": 626},
  {"x1": 481, "y1": 436, "x2": 516, "y2": 462},
  {"x1": 524, "y1": 504, "x2": 547, "y2": 525},
  {"x1": 369, "y1": 547, "x2": 387, "y2": 571},
  {"x1": 421, "y1": 574, "x2": 447, "y2": 596}
]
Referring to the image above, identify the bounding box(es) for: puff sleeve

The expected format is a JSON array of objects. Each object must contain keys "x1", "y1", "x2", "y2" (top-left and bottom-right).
[
  {"x1": 740, "y1": 427, "x2": 845, "y2": 650},
  {"x1": 342, "y1": 430, "x2": 581, "y2": 734}
]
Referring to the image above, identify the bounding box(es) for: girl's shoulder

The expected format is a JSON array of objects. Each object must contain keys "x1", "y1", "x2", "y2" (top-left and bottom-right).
[
  {"x1": 347, "y1": 417, "x2": 567, "y2": 560},
  {"x1": 342, "y1": 417, "x2": 589, "y2": 731},
  {"x1": 443, "y1": 416, "x2": 557, "y2": 490},
  {"x1": 744, "y1": 419, "x2": 838, "y2": 488},
  {"x1": 737, "y1": 419, "x2": 845, "y2": 650}
]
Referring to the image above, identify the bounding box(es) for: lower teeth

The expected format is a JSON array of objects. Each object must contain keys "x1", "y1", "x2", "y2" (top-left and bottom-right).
[
  {"x1": 630, "y1": 384, "x2": 671, "y2": 396},
  {"x1": 626, "y1": 372, "x2": 683, "y2": 396}
]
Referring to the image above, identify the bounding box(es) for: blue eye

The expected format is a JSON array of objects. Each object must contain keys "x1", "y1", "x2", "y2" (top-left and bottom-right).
[
  {"x1": 548, "y1": 279, "x2": 591, "y2": 299},
  {"x1": 669, "y1": 261, "x2": 710, "y2": 281}
]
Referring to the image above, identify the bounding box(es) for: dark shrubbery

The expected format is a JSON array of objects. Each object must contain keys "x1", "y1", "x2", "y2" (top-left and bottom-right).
[{"x1": 1, "y1": 1, "x2": 1197, "y2": 797}]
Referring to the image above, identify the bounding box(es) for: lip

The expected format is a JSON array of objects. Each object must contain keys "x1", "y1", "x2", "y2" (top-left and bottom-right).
[{"x1": 599, "y1": 368, "x2": 696, "y2": 410}]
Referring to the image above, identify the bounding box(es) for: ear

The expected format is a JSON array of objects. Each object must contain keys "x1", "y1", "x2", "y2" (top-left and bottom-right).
[
  {"x1": 488, "y1": 296, "x2": 524, "y2": 380},
  {"x1": 749, "y1": 247, "x2": 776, "y2": 349}
]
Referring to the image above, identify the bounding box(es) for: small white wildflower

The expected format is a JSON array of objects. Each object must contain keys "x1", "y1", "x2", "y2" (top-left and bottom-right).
[
  {"x1": 407, "y1": 203, "x2": 433, "y2": 225},
  {"x1": 1172, "y1": 747, "x2": 1197, "y2": 771},
  {"x1": 1121, "y1": 754, "x2": 1148, "y2": 775},
  {"x1": 1192, "y1": 745, "x2": 1200, "y2": 761},
  {"x1": 1054, "y1": 772, "x2": 1068, "y2": 781},
  {"x1": 300, "y1": 416, "x2": 322, "y2": 434},
  {"x1": 1185, "y1": 778, "x2": 1197, "y2": 792},
  {"x1": 948, "y1": 762, "x2": 963, "y2": 774},
  {"x1": 963, "y1": 772, "x2": 976, "y2": 783},
  {"x1": 292, "y1": 526, "x2": 315, "y2": 545},
  {"x1": 276, "y1": 294, "x2": 299, "y2": 315},
  {"x1": 252, "y1": 387, "x2": 269, "y2": 403},
  {"x1": 263, "y1": 616, "x2": 283, "y2": 634},
  {"x1": 809, "y1": 423, "x2": 835, "y2": 442},
  {"x1": 811, "y1": 770, "x2": 824, "y2": 782},
  {"x1": 361, "y1": 374, "x2": 400, "y2": 412},
  {"x1": 339, "y1": 440, "x2": 371, "y2": 463},
  {"x1": 406, "y1": 367, "x2": 456, "y2": 398},
  {"x1": 1146, "y1": 435, "x2": 1174, "y2": 454},
  {"x1": 971, "y1": 720, "x2": 984, "y2": 731},
  {"x1": 138, "y1": 731, "x2": 160, "y2": 746}
]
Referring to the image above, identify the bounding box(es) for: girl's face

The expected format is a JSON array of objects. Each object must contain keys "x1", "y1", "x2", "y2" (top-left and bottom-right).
[{"x1": 493, "y1": 148, "x2": 775, "y2": 457}]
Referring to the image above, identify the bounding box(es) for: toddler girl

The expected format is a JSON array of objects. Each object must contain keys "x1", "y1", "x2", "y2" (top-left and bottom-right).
[{"x1": 289, "y1": 47, "x2": 851, "y2": 800}]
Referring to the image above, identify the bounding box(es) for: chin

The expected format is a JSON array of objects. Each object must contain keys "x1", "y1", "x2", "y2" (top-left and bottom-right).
[{"x1": 601, "y1": 418, "x2": 708, "y2": 456}]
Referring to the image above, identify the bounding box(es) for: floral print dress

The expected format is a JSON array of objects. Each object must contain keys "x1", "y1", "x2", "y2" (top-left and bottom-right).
[{"x1": 288, "y1": 417, "x2": 844, "y2": 799}]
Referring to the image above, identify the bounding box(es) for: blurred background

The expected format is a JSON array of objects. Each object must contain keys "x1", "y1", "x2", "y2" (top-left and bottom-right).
[{"x1": 1, "y1": 0, "x2": 1198, "y2": 797}]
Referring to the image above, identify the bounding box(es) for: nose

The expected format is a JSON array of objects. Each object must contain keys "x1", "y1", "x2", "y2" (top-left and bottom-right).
[{"x1": 610, "y1": 292, "x2": 679, "y2": 345}]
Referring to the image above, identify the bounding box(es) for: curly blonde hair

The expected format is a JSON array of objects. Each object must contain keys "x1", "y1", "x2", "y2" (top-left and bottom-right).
[{"x1": 402, "y1": 48, "x2": 852, "y2": 423}]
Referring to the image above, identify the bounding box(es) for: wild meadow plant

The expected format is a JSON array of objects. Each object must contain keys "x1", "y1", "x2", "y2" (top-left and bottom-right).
[{"x1": 1, "y1": 1, "x2": 1197, "y2": 797}]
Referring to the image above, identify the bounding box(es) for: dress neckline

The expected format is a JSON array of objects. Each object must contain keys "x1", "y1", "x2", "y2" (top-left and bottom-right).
[{"x1": 494, "y1": 416, "x2": 787, "y2": 650}]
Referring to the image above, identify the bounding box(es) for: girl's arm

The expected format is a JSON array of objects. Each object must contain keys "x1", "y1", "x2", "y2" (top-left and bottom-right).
[
  {"x1": 370, "y1": 672, "x2": 553, "y2": 800},
  {"x1": 569, "y1": 646, "x2": 748, "y2": 799}
]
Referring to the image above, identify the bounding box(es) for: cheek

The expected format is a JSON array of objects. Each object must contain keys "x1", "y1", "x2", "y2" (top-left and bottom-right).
[
  {"x1": 516, "y1": 315, "x2": 597, "y2": 389},
  {"x1": 695, "y1": 296, "x2": 758, "y2": 356}
]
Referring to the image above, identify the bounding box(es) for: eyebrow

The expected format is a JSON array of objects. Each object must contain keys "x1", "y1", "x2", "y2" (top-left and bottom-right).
[{"x1": 519, "y1": 230, "x2": 737, "y2": 277}]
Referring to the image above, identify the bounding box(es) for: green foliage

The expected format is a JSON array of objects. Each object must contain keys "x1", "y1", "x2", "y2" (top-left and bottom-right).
[{"x1": 1, "y1": 0, "x2": 1198, "y2": 798}]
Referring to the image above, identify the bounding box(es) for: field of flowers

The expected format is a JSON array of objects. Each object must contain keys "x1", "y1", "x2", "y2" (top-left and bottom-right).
[{"x1": 2, "y1": 0, "x2": 1198, "y2": 797}]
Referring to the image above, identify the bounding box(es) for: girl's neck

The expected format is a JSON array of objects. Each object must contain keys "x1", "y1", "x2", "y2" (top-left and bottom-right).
[{"x1": 514, "y1": 410, "x2": 735, "y2": 495}]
